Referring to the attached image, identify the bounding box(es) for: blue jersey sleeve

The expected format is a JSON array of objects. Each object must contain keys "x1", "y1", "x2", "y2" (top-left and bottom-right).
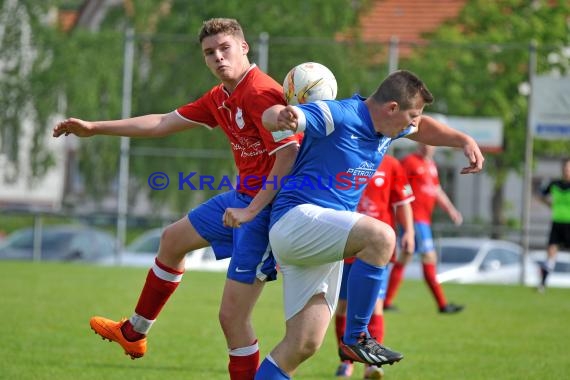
[{"x1": 296, "y1": 100, "x2": 344, "y2": 138}]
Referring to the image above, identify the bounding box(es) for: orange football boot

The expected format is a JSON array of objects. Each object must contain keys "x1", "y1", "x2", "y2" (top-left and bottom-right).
[{"x1": 89, "y1": 316, "x2": 147, "y2": 359}]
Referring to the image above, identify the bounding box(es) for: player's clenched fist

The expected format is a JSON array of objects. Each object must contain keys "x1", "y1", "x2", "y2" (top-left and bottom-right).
[{"x1": 276, "y1": 105, "x2": 299, "y2": 132}]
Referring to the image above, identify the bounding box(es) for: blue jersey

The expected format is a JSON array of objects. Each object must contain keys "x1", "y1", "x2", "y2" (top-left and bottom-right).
[{"x1": 270, "y1": 95, "x2": 415, "y2": 228}]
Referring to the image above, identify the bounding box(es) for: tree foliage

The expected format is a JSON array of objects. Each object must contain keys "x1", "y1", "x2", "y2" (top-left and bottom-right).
[
  {"x1": 1, "y1": 0, "x2": 56, "y2": 182},
  {"x1": 1, "y1": 0, "x2": 366, "y2": 212},
  {"x1": 4, "y1": 0, "x2": 569, "y2": 220},
  {"x1": 401, "y1": 0, "x2": 570, "y2": 226}
]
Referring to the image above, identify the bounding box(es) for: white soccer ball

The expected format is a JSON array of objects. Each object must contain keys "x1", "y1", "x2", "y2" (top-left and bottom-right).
[{"x1": 282, "y1": 62, "x2": 338, "y2": 105}]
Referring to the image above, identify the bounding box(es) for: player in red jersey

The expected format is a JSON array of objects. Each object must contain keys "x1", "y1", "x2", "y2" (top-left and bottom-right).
[
  {"x1": 53, "y1": 18, "x2": 299, "y2": 380},
  {"x1": 333, "y1": 154, "x2": 415, "y2": 378},
  {"x1": 384, "y1": 143, "x2": 464, "y2": 314}
]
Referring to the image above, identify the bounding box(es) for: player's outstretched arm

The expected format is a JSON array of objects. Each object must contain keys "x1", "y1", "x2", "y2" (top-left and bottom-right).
[
  {"x1": 407, "y1": 115, "x2": 484, "y2": 174},
  {"x1": 53, "y1": 112, "x2": 191, "y2": 139}
]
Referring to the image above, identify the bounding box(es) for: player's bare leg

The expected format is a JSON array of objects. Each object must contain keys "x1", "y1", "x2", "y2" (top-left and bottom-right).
[
  {"x1": 220, "y1": 278, "x2": 266, "y2": 379},
  {"x1": 90, "y1": 217, "x2": 208, "y2": 358},
  {"x1": 267, "y1": 294, "x2": 332, "y2": 375}
]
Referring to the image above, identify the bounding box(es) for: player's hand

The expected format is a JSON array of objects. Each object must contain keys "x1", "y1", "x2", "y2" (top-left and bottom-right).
[
  {"x1": 223, "y1": 207, "x2": 256, "y2": 228},
  {"x1": 399, "y1": 230, "x2": 415, "y2": 254},
  {"x1": 276, "y1": 105, "x2": 299, "y2": 131},
  {"x1": 460, "y1": 139, "x2": 484, "y2": 174},
  {"x1": 53, "y1": 118, "x2": 95, "y2": 138},
  {"x1": 449, "y1": 209, "x2": 463, "y2": 226}
]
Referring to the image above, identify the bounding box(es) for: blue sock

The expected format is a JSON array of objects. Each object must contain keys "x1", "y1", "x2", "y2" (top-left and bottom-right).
[
  {"x1": 343, "y1": 258, "x2": 386, "y2": 345},
  {"x1": 255, "y1": 356, "x2": 290, "y2": 380}
]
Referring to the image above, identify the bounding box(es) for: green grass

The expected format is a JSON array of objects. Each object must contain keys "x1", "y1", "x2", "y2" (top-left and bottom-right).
[{"x1": 1, "y1": 261, "x2": 568, "y2": 380}]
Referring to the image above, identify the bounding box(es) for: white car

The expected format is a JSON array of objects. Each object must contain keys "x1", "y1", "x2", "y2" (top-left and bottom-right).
[
  {"x1": 529, "y1": 250, "x2": 570, "y2": 288},
  {"x1": 403, "y1": 237, "x2": 541, "y2": 286},
  {"x1": 109, "y1": 228, "x2": 229, "y2": 272}
]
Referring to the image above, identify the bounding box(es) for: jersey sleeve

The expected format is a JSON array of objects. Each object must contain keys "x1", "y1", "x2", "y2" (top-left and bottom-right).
[
  {"x1": 175, "y1": 90, "x2": 218, "y2": 129},
  {"x1": 246, "y1": 86, "x2": 299, "y2": 155},
  {"x1": 296, "y1": 100, "x2": 342, "y2": 138}
]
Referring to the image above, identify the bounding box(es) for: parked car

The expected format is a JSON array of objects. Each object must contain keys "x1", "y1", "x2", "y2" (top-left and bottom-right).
[
  {"x1": 0, "y1": 225, "x2": 116, "y2": 263},
  {"x1": 114, "y1": 228, "x2": 229, "y2": 272},
  {"x1": 403, "y1": 237, "x2": 541, "y2": 286},
  {"x1": 529, "y1": 250, "x2": 570, "y2": 288}
]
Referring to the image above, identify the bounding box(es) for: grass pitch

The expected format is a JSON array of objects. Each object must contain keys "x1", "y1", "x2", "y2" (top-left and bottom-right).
[{"x1": 1, "y1": 261, "x2": 568, "y2": 379}]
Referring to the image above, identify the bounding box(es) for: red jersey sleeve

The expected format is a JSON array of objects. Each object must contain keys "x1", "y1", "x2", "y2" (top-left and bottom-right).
[
  {"x1": 175, "y1": 88, "x2": 220, "y2": 129},
  {"x1": 241, "y1": 77, "x2": 300, "y2": 155}
]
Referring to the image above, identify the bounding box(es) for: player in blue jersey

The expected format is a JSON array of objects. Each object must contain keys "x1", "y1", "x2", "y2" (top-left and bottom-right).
[{"x1": 230, "y1": 69, "x2": 484, "y2": 379}]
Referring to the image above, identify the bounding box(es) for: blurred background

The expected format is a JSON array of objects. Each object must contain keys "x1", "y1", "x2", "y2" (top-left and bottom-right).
[{"x1": 0, "y1": 0, "x2": 569, "y2": 282}]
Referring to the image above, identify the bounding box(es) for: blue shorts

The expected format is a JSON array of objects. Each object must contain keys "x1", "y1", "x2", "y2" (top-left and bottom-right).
[
  {"x1": 188, "y1": 190, "x2": 276, "y2": 284},
  {"x1": 338, "y1": 262, "x2": 389, "y2": 301},
  {"x1": 414, "y1": 222, "x2": 435, "y2": 254}
]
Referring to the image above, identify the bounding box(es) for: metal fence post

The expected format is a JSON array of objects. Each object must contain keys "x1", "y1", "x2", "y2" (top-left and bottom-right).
[
  {"x1": 258, "y1": 32, "x2": 269, "y2": 73},
  {"x1": 116, "y1": 27, "x2": 135, "y2": 265},
  {"x1": 520, "y1": 41, "x2": 537, "y2": 285},
  {"x1": 388, "y1": 36, "x2": 399, "y2": 74},
  {"x1": 32, "y1": 214, "x2": 43, "y2": 262}
]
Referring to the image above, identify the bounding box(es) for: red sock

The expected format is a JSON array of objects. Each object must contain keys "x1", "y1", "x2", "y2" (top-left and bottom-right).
[
  {"x1": 134, "y1": 258, "x2": 184, "y2": 320},
  {"x1": 384, "y1": 262, "x2": 404, "y2": 307},
  {"x1": 335, "y1": 315, "x2": 346, "y2": 345},
  {"x1": 368, "y1": 314, "x2": 384, "y2": 343},
  {"x1": 228, "y1": 342, "x2": 260, "y2": 380},
  {"x1": 121, "y1": 321, "x2": 145, "y2": 341},
  {"x1": 422, "y1": 262, "x2": 447, "y2": 308}
]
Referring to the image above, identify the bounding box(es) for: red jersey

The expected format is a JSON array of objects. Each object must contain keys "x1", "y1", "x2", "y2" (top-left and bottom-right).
[
  {"x1": 400, "y1": 152, "x2": 440, "y2": 224},
  {"x1": 346, "y1": 155, "x2": 415, "y2": 264},
  {"x1": 176, "y1": 65, "x2": 299, "y2": 197}
]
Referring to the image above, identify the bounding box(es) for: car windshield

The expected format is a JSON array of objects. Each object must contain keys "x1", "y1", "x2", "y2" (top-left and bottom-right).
[
  {"x1": 4, "y1": 229, "x2": 75, "y2": 250},
  {"x1": 439, "y1": 245, "x2": 479, "y2": 264},
  {"x1": 126, "y1": 234, "x2": 160, "y2": 253},
  {"x1": 554, "y1": 261, "x2": 570, "y2": 273}
]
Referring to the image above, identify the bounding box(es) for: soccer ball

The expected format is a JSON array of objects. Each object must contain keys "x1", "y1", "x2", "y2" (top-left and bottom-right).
[{"x1": 282, "y1": 62, "x2": 338, "y2": 105}]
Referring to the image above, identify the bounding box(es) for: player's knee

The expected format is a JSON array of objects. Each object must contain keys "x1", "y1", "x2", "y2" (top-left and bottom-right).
[
  {"x1": 367, "y1": 223, "x2": 396, "y2": 261},
  {"x1": 219, "y1": 307, "x2": 241, "y2": 332},
  {"x1": 295, "y1": 337, "x2": 322, "y2": 361},
  {"x1": 159, "y1": 225, "x2": 190, "y2": 260}
]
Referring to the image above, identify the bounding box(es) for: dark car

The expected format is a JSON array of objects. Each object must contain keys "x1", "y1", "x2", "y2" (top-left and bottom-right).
[{"x1": 0, "y1": 225, "x2": 116, "y2": 263}]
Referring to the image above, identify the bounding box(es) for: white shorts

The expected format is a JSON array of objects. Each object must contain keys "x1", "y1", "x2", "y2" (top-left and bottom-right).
[{"x1": 269, "y1": 204, "x2": 363, "y2": 320}]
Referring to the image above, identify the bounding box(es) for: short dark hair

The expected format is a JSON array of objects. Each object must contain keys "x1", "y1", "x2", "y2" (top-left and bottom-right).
[
  {"x1": 199, "y1": 18, "x2": 245, "y2": 43},
  {"x1": 371, "y1": 70, "x2": 434, "y2": 110}
]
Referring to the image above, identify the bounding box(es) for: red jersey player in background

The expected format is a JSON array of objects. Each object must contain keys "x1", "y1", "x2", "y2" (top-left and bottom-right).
[
  {"x1": 53, "y1": 18, "x2": 299, "y2": 380},
  {"x1": 334, "y1": 154, "x2": 415, "y2": 378},
  {"x1": 384, "y1": 143, "x2": 464, "y2": 314}
]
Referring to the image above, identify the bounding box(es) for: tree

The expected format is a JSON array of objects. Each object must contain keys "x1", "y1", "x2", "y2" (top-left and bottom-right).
[
  {"x1": 402, "y1": 0, "x2": 570, "y2": 231},
  {"x1": 6, "y1": 0, "x2": 369, "y2": 213},
  {"x1": 0, "y1": 0, "x2": 57, "y2": 183},
  {"x1": 1, "y1": 0, "x2": 367, "y2": 212}
]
